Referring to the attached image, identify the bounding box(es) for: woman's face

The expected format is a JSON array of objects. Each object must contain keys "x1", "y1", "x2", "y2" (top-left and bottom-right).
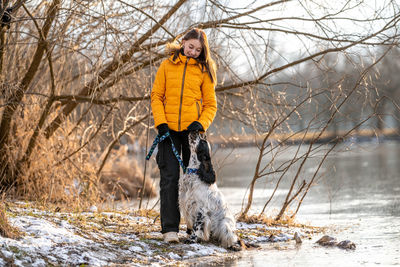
[{"x1": 182, "y1": 39, "x2": 202, "y2": 58}]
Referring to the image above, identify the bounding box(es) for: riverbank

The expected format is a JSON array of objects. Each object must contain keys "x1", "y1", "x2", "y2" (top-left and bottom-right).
[{"x1": 0, "y1": 201, "x2": 322, "y2": 266}]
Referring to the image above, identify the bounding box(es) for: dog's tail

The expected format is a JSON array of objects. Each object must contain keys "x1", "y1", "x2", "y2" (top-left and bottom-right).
[{"x1": 216, "y1": 217, "x2": 238, "y2": 248}]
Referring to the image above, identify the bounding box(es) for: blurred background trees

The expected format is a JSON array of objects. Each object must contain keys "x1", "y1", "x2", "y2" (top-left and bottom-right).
[{"x1": 0, "y1": 0, "x2": 399, "y2": 214}]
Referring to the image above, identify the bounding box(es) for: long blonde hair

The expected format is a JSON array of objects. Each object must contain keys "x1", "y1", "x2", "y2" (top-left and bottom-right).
[{"x1": 167, "y1": 28, "x2": 217, "y2": 83}]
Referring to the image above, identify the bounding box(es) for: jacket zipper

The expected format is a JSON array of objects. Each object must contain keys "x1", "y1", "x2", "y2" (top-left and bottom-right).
[{"x1": 178, "y1": 58, "x2": 189, "y2": 131}]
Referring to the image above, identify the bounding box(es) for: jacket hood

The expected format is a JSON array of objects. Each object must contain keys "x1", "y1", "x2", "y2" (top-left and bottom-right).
[{"x1": 168, "y1": 52, "x2": 199, "y2": 65}]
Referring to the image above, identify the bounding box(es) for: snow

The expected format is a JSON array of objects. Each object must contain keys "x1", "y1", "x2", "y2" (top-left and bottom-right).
[
  {"x1": 0, "y1": 204, "x2": 310, "y2": 266},
  {"x1": 129, "y1": 245, "x2": 143, "y2": 252},
  {"x1": 188, "y1": 243, "x2": 227, "y2": 256},
  {"x1": 236, "y1": 222, "x2": 265, "y2": 229},
  {"x1": 168, "y1": 252, "x2": 181, "y2": 260}
]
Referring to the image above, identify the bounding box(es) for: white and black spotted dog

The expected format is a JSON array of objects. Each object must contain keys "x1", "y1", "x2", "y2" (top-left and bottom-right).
[{"x1": 179, "y1": 131, "x2": 241, "y2": 250}]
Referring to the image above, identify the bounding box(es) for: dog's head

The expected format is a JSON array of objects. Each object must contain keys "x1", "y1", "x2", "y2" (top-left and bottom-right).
[{"x1": 188, "y1": 131, "x2": 216, "y2": 184}]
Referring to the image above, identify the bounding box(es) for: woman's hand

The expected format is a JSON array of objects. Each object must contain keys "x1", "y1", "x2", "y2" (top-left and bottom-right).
[
  {"x1": 187, "y1": 121, "x2": 204, "y2": 132},
  {"x1": 157, "y1": 123, "x2": 169, "y2": 135}
]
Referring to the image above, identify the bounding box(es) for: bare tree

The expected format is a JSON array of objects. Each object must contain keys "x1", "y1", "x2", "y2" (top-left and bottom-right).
[{"x1": 0, "y1": 0, "x2": 398, "y2": 210}]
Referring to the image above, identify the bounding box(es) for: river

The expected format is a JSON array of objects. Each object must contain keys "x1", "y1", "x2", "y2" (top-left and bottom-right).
[{"x1": 214, "y1": 141, "x2": 400, "y2": 266}]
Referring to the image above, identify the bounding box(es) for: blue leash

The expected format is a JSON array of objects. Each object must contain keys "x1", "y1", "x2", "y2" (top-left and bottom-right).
[
  {"x1": 186, "y1": 168, "x2": 199, "y2": 174},
  {"x1": 146, "y1": 132, "x2": 187, "y2": 173}
]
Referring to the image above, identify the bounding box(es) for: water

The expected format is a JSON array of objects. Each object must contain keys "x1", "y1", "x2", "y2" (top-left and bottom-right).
[{"x1": 215, "y1": 141, "x2": 400, "y2": 266}]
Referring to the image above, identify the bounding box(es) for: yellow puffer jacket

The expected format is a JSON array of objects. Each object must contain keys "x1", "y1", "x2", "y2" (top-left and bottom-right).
[{"x1": 151, "y1": 53, "x2": 217, "y2": 132}]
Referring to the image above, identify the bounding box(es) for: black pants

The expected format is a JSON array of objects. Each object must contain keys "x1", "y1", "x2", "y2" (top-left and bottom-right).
[{"x1": 156, "y1": 130, "x2": 190, "y2": 233}]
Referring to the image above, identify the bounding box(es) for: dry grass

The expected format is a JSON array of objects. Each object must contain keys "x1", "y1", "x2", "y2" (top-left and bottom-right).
[
  {"x1": 63, "y1": 209, "x2": 162, "y2": 237},
  {"x1": 100, "y1": 147, "x2": 157, "y2": 201},
  {"x1": 8, "y1": 107, "x2": 100, "y2": 208},
  {"x1": 0, "y1": 200, "x2": 21, "y2": 239},
  {"x1": 3, "y1": 95, "x2": 156, "y2": 211}
]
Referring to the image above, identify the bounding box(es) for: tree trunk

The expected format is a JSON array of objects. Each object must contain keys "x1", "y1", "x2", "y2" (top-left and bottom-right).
[{"x1": 0, "y1": 0, "x2": 61, "y2": 190}]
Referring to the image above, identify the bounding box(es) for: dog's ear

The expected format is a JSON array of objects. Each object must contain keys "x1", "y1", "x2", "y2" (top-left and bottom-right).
[{"x1": 197, "y1": 139, "x2": 216, "y2": 184}]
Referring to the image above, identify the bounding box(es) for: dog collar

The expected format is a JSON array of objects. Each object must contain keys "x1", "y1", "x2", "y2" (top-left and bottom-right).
[{"x1": 186, "y1": 168, "x2": 199, "y2": 174}]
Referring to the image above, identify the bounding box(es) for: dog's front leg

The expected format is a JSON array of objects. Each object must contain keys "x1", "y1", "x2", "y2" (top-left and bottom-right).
[
  {"x1": 185, "y1": 227, "x2": 199, "y2": 244},
  {"x1": 186, "y1": 227, "x2": 192, "y2": 235},
  {"x1": 184, "y1": 211, "x2": 205, "y2": 244},
  {"x1": 185, "y1": 232, "x2": 199, "y2": 244}
]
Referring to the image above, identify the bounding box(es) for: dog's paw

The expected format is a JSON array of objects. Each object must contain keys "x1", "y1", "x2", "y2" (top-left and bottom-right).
[
  {"x1": 244, "y1": 241, "x2": 260, "y2": 248},
  {"x1": 184, "y1": 237, "x2": 197, "y2": 244},
  {"x1": 228, "y1": 239, "x2": 255, "y2": 251},
  {"x1": 228, "y1": 243, "x2": 243, "y2": 251}
]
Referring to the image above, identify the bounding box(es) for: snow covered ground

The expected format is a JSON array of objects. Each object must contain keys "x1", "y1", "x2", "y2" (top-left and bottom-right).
[{"x1": 0, "y1": 202, "x2": 313, "y2": 266}]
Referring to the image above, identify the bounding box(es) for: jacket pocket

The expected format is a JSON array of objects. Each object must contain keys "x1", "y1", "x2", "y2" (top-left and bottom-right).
[{"x1": 196, "y1": 101, "x2": 201, "y2": 119}]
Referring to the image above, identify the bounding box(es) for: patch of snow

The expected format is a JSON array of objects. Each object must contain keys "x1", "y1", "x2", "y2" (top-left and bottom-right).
[
  {"x1": 269, "y1": 233, "x2": 292, "y2": 242},
  {"x1": 236, "y1": 222, "x2": 266, "y2": 229},
  {"x1": 129, "y1": 245, "x2": 143, "y2": 252},
  {"x1": 12, "y1": 216, "x2": 89, "y2": 244},
  {"x1": 183, "y1": 250, "x2": 197, "y2": 258},
  {"x1": 277, "y1": 233, "x2": 292, "y2": 241},
  {"x1": 168, "y1": 252, "x2": 181, "y2": 260},
  {"x1": 47, "y1": 255, "x2": 57, "y2": 262},
  {"x1": 125, "y1": 233, "x2": 138, "y2": 240},
  {"x1": 1, "y1": 249, "x2": 13, "y2": 258},
  {"x1": 188, "y1": 243, "x2": 227, "y2": 256},
  {"x1": 31, "y1": 258, "x2": 46, "y2": 267},
  {"x1": 14, "y1": 259, "x2": 24, "y2": 266},
  {"x1": 3, "y1": 215, "x2": 122, "y2": 266},
  {"x1": 136, "y1": 241, "x2": 150, "y2": 249},
  {"x1": 250, "y1": 234, "x2": 270, "y2": 242},
  {"x1": 58, "y1": 220, "x2": 69, "y2": 228}
]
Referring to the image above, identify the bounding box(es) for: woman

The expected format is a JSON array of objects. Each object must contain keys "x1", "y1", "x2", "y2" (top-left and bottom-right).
[{"x1": 151, "y1": 28, "x2": 217, "y2": 243}]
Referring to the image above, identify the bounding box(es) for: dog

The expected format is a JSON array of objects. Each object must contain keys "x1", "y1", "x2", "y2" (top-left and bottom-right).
[{"x1": 179, "y1": 131, "x2": 241, "y2": 250}]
